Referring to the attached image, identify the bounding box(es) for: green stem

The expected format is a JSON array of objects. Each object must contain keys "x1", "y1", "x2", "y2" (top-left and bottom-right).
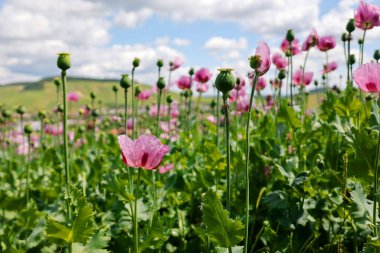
[
  {"x1": 325, "y1": 52, "x2": 329, "y2": 87},
  {"x1": 290, "y1": 53, "x2": 294, "y2": 106},
  {"x1": 168, "y1": 103, "x2": 171, "y2": 143},
  {"x1": 301, "y1": 49, "x2": 310, "y2": 122},
  {"x1": 361, "y1": 28, "x2": 367, "y2": 65},
  {"x1": 134, "y1": 168, "x2": 142, "y2": 253},
  {"x1": 244, "y1": 71, "x2": 259, "y2": 253},
  {"x1": 347, "y1": 34, "x2": 352, "y2": 86},
  {"x1": 61, "y1": 70, "x2": 71, "y2": 224},
  {"x1": 156, "y1": 89, "x2": 162, "y2": 136},
  {"x1": 26, "y1": 134, "x2": 31, "y2": 204},
  {"x1": 223, "y1": 94, "x2": 231, "y2": 212},
  {"x1": 131, "y1": 68, "x2": 136, "y2": 139},
  {"x1": 216, "y1": 91, "x2": 220, "y2": 145},
  {"x1": 373, "y1": 96, "x2": 380, "y2": 237}
]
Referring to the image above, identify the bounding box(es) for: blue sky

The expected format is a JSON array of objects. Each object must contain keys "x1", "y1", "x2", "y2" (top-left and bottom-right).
[{"x1": 0, "y1": 0, "x2": 379, "y2": 95}]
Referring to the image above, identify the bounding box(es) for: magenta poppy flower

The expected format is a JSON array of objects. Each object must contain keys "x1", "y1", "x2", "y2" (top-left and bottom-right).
[
  {"x1": 323, "y1": 62, "x2": 338, "y2": 74},
  {"x1": 67, "y1": 92, "x2": 80, "y2": 102},
  {"x1": 206, "y1": 115, "x2": 217, "y2": 125},
  {"x1": 194, "y1": 68, "x2": 212, "y2": 83},
  {"x1": 234, "y1": 75, "x2": 246, "y2": 90},
  {"x1": 255, "y1": 41, "x2": 271, "y2": 76},
  {"x1": 176, "y1": 75, "x2": 192, "y2": 90},
  {"x1": 159, "y1": 164, "x2": 174, "y2": 174},
  {"x1": 255, "y1": 77, "x2": 267, "y2": 91},
  {"x1": 137, "y1": 90, "x2": 151, "y2": 101},
  {"x1": 229, "y1": 88, "x2": 245, "y2": 102},
  {"x1": 127, "y1": 118, "x2": 134, "y2": 130},
  {"x1": 196, "y1": 83, "x2": 208, "y2": 93},
  {"x1": 280, "y1": 39, "x2": 301, "y2": 56},
  {"x1": 293, "y1": 68, "x2": 314, "y2": 86},
  {"x1": 302, "y1": 28, "x2": 319, "y2": 51},
  {"x1": 272, "y1": 53, "x2": 288, "y2": 70},
  {"x1": 237, "y1": 96, "x2": 251, "y2": 112},
  {"x1": 353, "y1": 63, "x2": 380, "y2": 93},
  {"x1": 117, "y1": 134, "x2": 170, "y2": 170},
  {"x1": 355, "y1": 0, "x2": 380, "y2": 30},
  {"x1": 266, "y1": 95, "x2": 275, "y2": 108},
  {"x1": 317, "y1": 36, "x2": 336, "y2": 52},
  {"x1": 170, "y1": 58, "x2": 183, "y2": 71}
]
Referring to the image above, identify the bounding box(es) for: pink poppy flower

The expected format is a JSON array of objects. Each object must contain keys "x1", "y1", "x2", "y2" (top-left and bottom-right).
[
  {"x1": 196, "y1": 83, "x2": 208, "y2": 93},
  {"x1": 280, "y1": 39, "x2": 301, "y2": 56},
  {"x1": 150, "y1": 105, "x2": 167, "y2": 117},
  {"x1": 160, "y1": 133, "x2": 179, "y2": 142},
  {"x1": 272, "y1": 53, "x2": 288, "y2": 70},
  {"x1": 355, "y1": 0, "x2": 380, "y2": 30},
  {"x1": 176, "y1": 75, "x2": 192, "y2": 90},
  {"x1": 117, "y1": 134, "x2": 170, "y2": 170},
  {"x1": 206, "y1": 115, "x2": 217, "y2": 125},
  {"x1": 229, "y1": 88, "x2": 246, "y2": 102},
  {"x1": 112, "y1": 115, "x2": 121, "y2": 122},
  {"x1": 67, "y1": 92, "x2": 80, "y2": 102},
  {"x1": 255, "y1": 77, "x2": 267, "y2": 91},
  {"x1": 237, "y1": 96, "x2": 251, "y2": 112},
  {"x1": 170, "y1": 58, "x2": 183, "y2": 71},
  {"x1": 353, "y1": 63, "x2": 380, "y2": 93},
  {"x1": 234, "y1": 76, "x2": 246, "y2": 90},
  {"x1": 17, "y1": 143, "x2": 29, "y2": 155},
  {"x1": 159, "y1": 164, "x2": 174, "y2": 174},
  {"x1": 317, "y1": 36, "x2": 336, "y2": 52},
  {"x1": 302, "y1": 28, "x2": 319, "y2": 51},
  {"x1": 293, "y1": 68, "x2": 314, "y2": 86},
  {"x1": 266, "y1": 95, "x2": 275, "y2": 109},
  {"x1": 323, "y1": 62, "x2": 338, "y2": 74},
  {"x1": 137, "y1": 90, "x2": 151, "y2": 101},
  {"x1": 127, "y1": 118, "x2": 134, "y2": 130},
  {"x1": 255, "y1": 41, "x2": 271, "y2": 76},
  {"x1": 194, "y1": 68, "x2": 212, "y2": 83}
]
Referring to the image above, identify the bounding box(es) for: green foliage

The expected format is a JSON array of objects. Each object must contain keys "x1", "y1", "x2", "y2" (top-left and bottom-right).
[{"x1": 201, "y1": 188, "x2": 245, "y2": 248}]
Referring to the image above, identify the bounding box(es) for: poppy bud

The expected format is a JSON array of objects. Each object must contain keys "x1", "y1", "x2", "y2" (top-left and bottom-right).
[
  {"x1": 349, "y1": 54, "x2": 356, "y2": 65},
  {"x1": 184, "y1": 90, "x2": 190, "y2": 98},
  {"x1": 112, "y1": 85, "x2": 118, "y2": 92},
  {"x1": 366, "y1": 95, "x2": 373, "y2": 101},
  {"x1": 133, "y1": 57, "x2": 141, "y2": 68},
  {"x1": 215, "y1": 68, "x2": 235, "y2": 94},
  {"x1": 157, "y1": 59, "x2": 164, "y2": 68},
  {"x1": 249, "y1": 55, "x2": 262, "y2": 70},
  {"x1": 314, "y1": 80, "x2": 318, "y2": 86},
  {"x1": 92, "y1": 109, "x2": 99, "y2": 118},
  {"x1": 2, "y1": 109, "x2": 11, "y2": 118},
  {"x1": 346, "y1": 19, "x2": 355, "y2": 33},
  {"x1": 286, "y1": 29, "x2": 295, "y2": 42},
  {"x1": 157, "y1": 77, "x2": 166, "y2": 90},
  {"x1": 135, "y1": 86, "x2": 141, "y2": 97},
  {"x1": 358, "y1": 38, "x2": 363, "y2": 45},
  {"x1": 189, "y1": 68, "x2": 195, "y2": 76},
  {"x1": 120, "y1": 74, "x2": 132, "y2": 90},
  {"x1": 57, "y1": 104, "x2": 64, "y2": 113},
  {"x1": 57, "y1": 53, "x2": 71, "y2": 71},
  {"x1": 278, "y1": 70, "x2": 286, "y2": 80},
  {"x1": 166, "y1": 95, "x2": 173, "y2": 104},
  {"x1": 341, "y1": 33, "x2": 348, "y2": 42},
  {"x1": 78, "y1": 125, "x2": 85, "y2": 134},
  {"x1": 236, "y1": 77, "x2": 241, "y2": 86},
  {"x1": 90, "y1": 92, "x2": 96, "y2": 100},
  {"x1": 16, "y1": 106, "x2": 26, "y2": 115},
  {"x1": 54, "y1": 78, "x2": 61, "y2": 87},
  {"x1": 38, "y1": 110, "x2": 46, "y2": 119},
  {"x1": 210, "y1": 100, "x2": 216, "y2": 108},
  {"x1": 24, "y1": 124, "x2": 33, "y2": 135},
  {"x1": 374, "y1": 50, "x2": 380, "y2": 61}
]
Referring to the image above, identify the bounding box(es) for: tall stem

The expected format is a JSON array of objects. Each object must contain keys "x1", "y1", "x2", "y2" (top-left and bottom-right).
[
  {"x1": 325, "y1": 52, "x2": 329, "y2": 87},
  {"x1": 301, "y1": 49, "x2": 310, "y2": 122},
  {"x1": 290, "y1": 54, "x2": 294, "y2": 106},
  {"x1": 244, "y1": 71, "x2": 259, "y2": 253},
  {"x1": 131, "y1": 68, "x2": 136, "y2": 139},
  {"x1": 26, "y1": 134, "x2": 31, "y2": 204},
  {"x1": 361, "y1": 28, "x2": 367, "y2": 65},
  {"x1": 223, "y1": 94, "x2": 231, "y2": 212},
  {"x1": 156, "y1": 89, "x2": 162, "y2": 136},
  {"x1": 134, "y1": 168, "x2": 142, "y2": 253},
  {"x1": 216, "y1": 91, "x2": 220, "y2": 145},
  {"x1": 373, "y1": 96, "x2": 380, "y2": 237},
  {"x1": 347, "y1": 35, "x2": 352, "y2": 86}
]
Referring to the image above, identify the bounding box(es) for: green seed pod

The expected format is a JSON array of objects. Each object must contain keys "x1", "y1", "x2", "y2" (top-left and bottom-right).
[
  {"x1": 112, "y1": 85, "x2": 118, "y2": 92},
  {"x1": 92, "y1": 109, "x2": 99, "y2": 118},
  {"x1": 341, "y1": 33, "x2": 348, "y2": 42},
  {"x1": 349, "y1": 54, "x2": 356, "y2": 65},
  {"x1": 236, "y1": 77, "x2": 241, "y2": 86},
  {"x1": 54, "y1": 78, "x2": 61, "y2": 87},
  {"x1": 358, "y1": 38, "x2": 363, "y2": 45},
  {"x1": 157, "y1": 77, "x2": 166, "y2": 90},
  {"x1": 249, "y1": 55, "x2": 262, "y2": 70},
  {"x1": 286, "y1": 29, "x2": 295, "y2": 42},
  {"x1": 166, "y1": 95, "x2": 173, "y2": 104},
  {"x1": 184, "y1": 90, "x2": 190, "y2": 98},
  {"x1": 57, "y1": 104, "x2": 64, "y2": 113},
  {"x1": 278, "y1": 70, "x2": 286, "y2": 80},
  {"x1": 346, "y1": 19, "x2": 355, "y2": 33},
  {"x1": 120, "y1": 74, "x2": 132, "y2": 90},
  {"x1": 57, "y1": 53, "x2": 71, "y2": 71},
  {"x1": 215, "y1": 68, "x2": 235, "y2": 94},
  {"x1": 90, "y1": 92, "x2": 96, "y2": 100},
  {"x1": 210, "y1": 100, "x2": 216, "y2": 108},
  {"x1": 85, "y1": 104, "x2": 92, "y2": 111},
  {"x1": 0, "y1": 117, "x2": 5, "y2": 124},
  {"x1": 314, "y1": 80, "x2": 318, "y2": 86},
  {"x1": 189, "y1": 68, "x2": 195, "y2": 76},
  {"x1": 78, "y1": 125, "x2": 85, "y2": 134},
  {"x1": 133, "y1": 57, "x2": 141, "y2": 68},
  {"x1": 38, "y1": 110, "x2": 46, "y2": 119},
  {"x1": 2, "y1": 109, "x2": 11, "y2": 118},
  {"x1": 135, "y1": 86, "x2": 141, "y2": 97},
  {"x1": 24, "y1": 124, "x2": 33, "y2": 135},
  {"x1": 374, "y1": 50, "x2": 380, "y2": 61},
  {"x1": 322, "y1": 74, "x2": 326, "y2": 80},
  {"x1": 157, "y1": 59, "x2": 164, "y2": 68},
  {"x1": 16, "y1": 106, "x2": 26, "y2": 115}
]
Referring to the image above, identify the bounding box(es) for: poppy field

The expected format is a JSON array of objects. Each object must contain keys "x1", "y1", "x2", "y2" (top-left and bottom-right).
[{"x1": 1, "y1": 1, "x2": 380, "y2": 252}]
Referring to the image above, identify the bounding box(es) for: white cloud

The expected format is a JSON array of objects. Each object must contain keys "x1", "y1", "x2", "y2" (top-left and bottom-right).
[
  {"x1": 113, "y1": 8, "x2": 153, "y2": 28},
  {"x1": 204, "y1": 37, "x2": 248, "y2": 51},
  {"x1": 173, "y1": 38, "x2": 190, "y2": 47}
]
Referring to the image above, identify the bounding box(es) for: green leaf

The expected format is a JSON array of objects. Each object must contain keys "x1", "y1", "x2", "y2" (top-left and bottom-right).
[
  {"x1": 201, "y1": 188, "x2": 245, "y2": 248},
  {"x1": 349, "y1": 181, "x2": 373, "y2": 227},
  {"x1": 139, "y1": 214, "x2": 168, "y2": 252},
  {"x1": 277, "y1": 100, "x2": 301, "y2": 129},
  {"x1": 72, "y1": 231, "x2": 110, "y2": 253},
  {"x1": 47, "y1": 198, "x2": 95, "y2": 244}
]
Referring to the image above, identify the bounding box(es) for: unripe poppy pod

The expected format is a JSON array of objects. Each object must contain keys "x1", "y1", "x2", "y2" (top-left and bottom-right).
[
  {"x1": 157, "y1": 77, "x2": 166, "y2": 90},
  {"x1": 346, "y1": 19, "x2": 355, "y2": 33},
  {"x1": 24, "y1": 124, "x2": 33, "y2": 135},
  {"x1": 133, "y1": 57, "x2": 141, "y2": 68},
  {"x1": 57, "y1": 53, "x2": 71, "y2": 71},
  {"x1": 54, "y1": 78, "x2": 61, "y2": 87},
  {"x1": 286, "y1": 29, "x2": 295, "y2": 42},
  {"x1": 166, "y1": 95, "x2": 173, "y2": 104},
  {"x1": 157, "y1": 59, "x2": 164, "y2": 68},
  {"x1": 38, "y1": 110, "x2": 46, "y2": 119},
  {"x1": 57, "y1": 105, "x2": 64, "y2": 113},
  {"x1": 120, "y1": 74, "x2": 132, "y2": 89},
  {"x1": 215, "y1": 68, "x2": 235, "y2": 94},
  {"x1": 112, "y1": 85, "x2": 118, "y2": 92},
  {"x1": 249, "y1": 55, "x2": 262, "y2": 70},
  {"x1": 278, "y1": 70, "x2": 286, "y2": 80},
  {"x1": 341, "y1": 33, "x2": 348, "y2": 42},
  {"x1": 16, "y1": 106, "x2": 26, "y2": 115},
  {"x1": 2, "y1": 110, "x2": 11, "y2": 118},
  {"x1": 349, "y1": 54, "x2": 356, "y2": 65},
  {"x1": 374, "y1": 50, "x2": 380, "y2": 61},
  {"x1": 189, "y1": 68, "x2": 195, "y2": 76},
  {"x1": 90, "y1": 92, "x2": 96, "y2": 100}
]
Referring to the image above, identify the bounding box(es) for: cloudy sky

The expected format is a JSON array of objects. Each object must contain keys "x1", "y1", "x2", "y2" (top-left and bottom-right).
[{"x1": 0, "y1": 0, "x2": 379, "y2": 94}]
